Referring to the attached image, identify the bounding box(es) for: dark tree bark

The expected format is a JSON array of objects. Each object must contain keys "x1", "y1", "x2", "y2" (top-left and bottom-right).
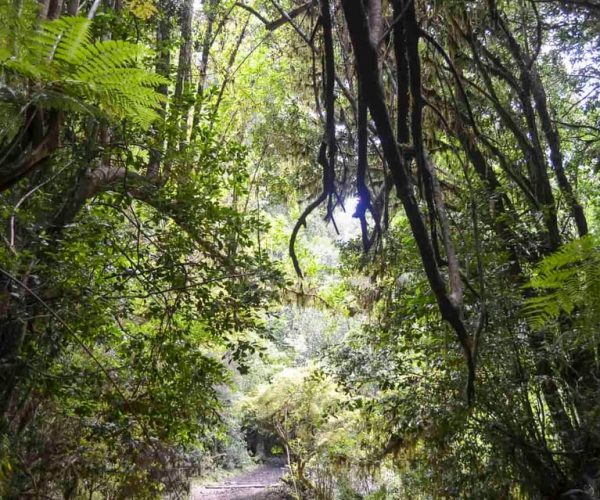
[
  {"x1": 289, "y1": 0, "x2": 336, "y2": 277},
  {"x1": 340, "y1": 0, "x2": 475, "y2": 403},
  {"x1": 392, "y1": 0, "x2": 410, "y2": 144}
]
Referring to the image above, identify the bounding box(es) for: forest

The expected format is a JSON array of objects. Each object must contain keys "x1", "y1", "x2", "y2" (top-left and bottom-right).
[{"x1": 0, "y1": 0, "x2": 599, "y2": 497}]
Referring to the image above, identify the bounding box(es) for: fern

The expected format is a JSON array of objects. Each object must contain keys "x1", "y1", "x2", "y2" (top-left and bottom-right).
[
  {"x1": 0, "y1": 15, "x2": 168, "y2": 128},
  {"x1": 523, "y1": 235, "x2": 600, "y2": 330}
]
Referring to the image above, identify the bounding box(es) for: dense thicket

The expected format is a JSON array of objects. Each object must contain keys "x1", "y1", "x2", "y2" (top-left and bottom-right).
[
  {"x1": 0, "y1": 1, "x2": 281, "y2": 496},
  {"x1": 0, "y1": 0, "x2": 599, "y2": 497},
  {"x1": 273, "y1": 0, "x2": 600, "y2": 495}
]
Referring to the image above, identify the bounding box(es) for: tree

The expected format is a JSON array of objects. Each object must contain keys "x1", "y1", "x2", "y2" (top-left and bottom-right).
[
  {"x1": 0, "y1": 0, "x2": 280, "y2": 495},
  {"x1": 1, "y1": 0, "x2": 600, "y2": 496},
  {"x1": 241, "y1": 0, "x2": 599, "y2": 495}
]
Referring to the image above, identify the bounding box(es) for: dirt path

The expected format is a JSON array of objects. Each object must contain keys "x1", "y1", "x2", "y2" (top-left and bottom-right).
[{"x1": 190, "y1": 462, "x2": 288, "y2": 500}]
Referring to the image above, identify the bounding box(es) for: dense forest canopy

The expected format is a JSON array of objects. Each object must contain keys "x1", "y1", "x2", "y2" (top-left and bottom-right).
[{"x1": 0, "y1": 0, "x2": 599, "y2": 497}]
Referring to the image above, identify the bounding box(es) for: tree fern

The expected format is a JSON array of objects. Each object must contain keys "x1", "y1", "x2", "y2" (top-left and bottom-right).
[
  {"x1": 523, "y1": 235, "x2": 600, "y2": 330},
  {"x1": 0, "y1": 15, "x2": 168, "y2": 128}
]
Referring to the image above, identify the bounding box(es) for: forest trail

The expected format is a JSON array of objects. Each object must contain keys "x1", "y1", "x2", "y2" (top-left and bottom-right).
[{"x1": 190, "y1": 462, "x2": 288, "y2": 499}]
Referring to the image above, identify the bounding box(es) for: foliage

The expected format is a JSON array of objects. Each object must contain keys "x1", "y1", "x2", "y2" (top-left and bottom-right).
[
  {"x1": 524, "y1": 234, "x2": 600, "y2": 328},
  {"x1": 0, "y1": 11, "x2": 167, "y2": 131},
  {"x1": 0, "y1": 0, "x2": 281, "y2": 496},
  {"x1": 1, "y1": 0, "x2": 600, "y2": 498},
  {"x1": 241, "y1": 366, "x2": 349, "y2": 498}
]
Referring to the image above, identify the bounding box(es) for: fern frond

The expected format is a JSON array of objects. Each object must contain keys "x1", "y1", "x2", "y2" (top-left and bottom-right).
[
  {"x1": 1, "y1": 15, "x2": 168, "y2": 128},
  {"x1": 48, "y1": 17, "x2": 92, "y2": 63},
  {"x1": 26, "y1": 17, "x2": 91, "y2": 64},
  {"x1": 524, "y1": 235, "x2": 600, "y2": 329}
]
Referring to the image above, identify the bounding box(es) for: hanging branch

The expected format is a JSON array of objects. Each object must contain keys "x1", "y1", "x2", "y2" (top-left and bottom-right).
[
  {"x1": 479, "y1": 9, "x2": 564, "y2": 248},
  {"x1": 322, "y1": 0, "x2": 336, "y2": 221},
  {"x1": 353, "y1": 0, "x2": 382, "y2": 251},
  {"x1": 213, "y1": 15, "x2": 251, "y2": 117},
  {"x1": 401, "y1": 1, "x2": 445, "y2": 268},
  {"x1": 289, "y1": 0, "x2": 336, "y2": 278},
  {"x1": 191, "y1": 0, "x2": 219, "y2": 139},
  {"x1": 354, "y1": 80, "x2": 375, "y2": 251},
  {"x1": 425, "y1": 155, "x2": 464, "y2": 307},
  {"x1": 430, "y1": 26, "x2": 523, "y2": 278},
  {"x1": 340, "y1": 0, "x2": 475, "y2": 403},
  {"x1": 234, "y1": 2, "x2": 270, "y2": 25},
  {"x1": 470, "y1": 199, "x2": 486, "y2": 362}
]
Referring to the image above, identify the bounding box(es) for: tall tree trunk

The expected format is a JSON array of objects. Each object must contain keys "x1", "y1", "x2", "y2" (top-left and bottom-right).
[
  {"x1": 147, "y1": 17, "x2": 171, "y2": 179},
  {"x1": 191, "y1": 0, "x2": 220, "y2": 139},
  {"x1": 529, "y1": 69, "x2": 588, "y2": 237}
]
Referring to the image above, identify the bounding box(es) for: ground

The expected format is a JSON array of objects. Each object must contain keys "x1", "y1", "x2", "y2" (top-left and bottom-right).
[{"x1": 190, "y1": 461, "x2": 289, "y2": 500}]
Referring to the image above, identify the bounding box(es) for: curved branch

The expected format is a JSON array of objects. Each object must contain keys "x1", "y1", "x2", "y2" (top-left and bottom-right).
[
  {"x1": 0, "y1": 112, "x2": 61, "y2": 193},
  {"x1": 289, "y1": 0, "x2": 336, "y2": 278},
  {"x1": 289, "y1": 189, "x2": 328, "y2": 278},
  {"x1": 52, "y1": 165, "x2": 229, "y2": 263}
]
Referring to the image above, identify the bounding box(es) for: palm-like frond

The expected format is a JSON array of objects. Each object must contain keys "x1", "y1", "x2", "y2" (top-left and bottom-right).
[
  {"x1": 0, "y1": 16, "x2": 168, "y2": 127},
  {"x1": 523, "y1": 235, "x2": 600, "y2": 329}
]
